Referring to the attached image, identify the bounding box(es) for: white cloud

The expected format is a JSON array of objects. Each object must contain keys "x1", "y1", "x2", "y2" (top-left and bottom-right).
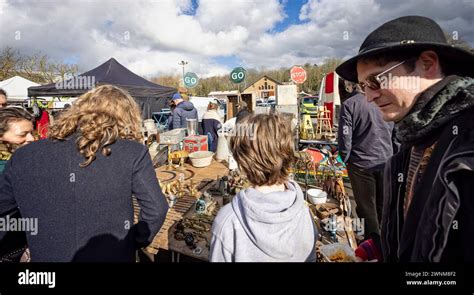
[
  {"x1": 0, "y1": 0, "x2": 472, "y2": 78},
  {"x1": 0, "y1": 0, "x2": 6, "y2": 15},
  {"x1": 240, "y1": 0, "x2": 474, "y2": 69},
  {"x1": 0, "y1": 0, "x2": 244, "y2": 77},
  {"x1": 196, "y1": 0, "x2": 285, "y2": 37}
]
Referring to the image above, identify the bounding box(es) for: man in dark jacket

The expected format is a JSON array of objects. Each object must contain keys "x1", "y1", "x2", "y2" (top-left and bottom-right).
[
  {"x1": 338, "y1": 81, "x2": 395, "y2": 238},
  {"x1": 235, "y1": 100, "x2": 250, "y2": 123},
  {"x1": 336, "y1": 16, "x2": 474, "y2": 262},
  {"x1": 170, "y1": 93, "x2": 198, "y2": 130}
]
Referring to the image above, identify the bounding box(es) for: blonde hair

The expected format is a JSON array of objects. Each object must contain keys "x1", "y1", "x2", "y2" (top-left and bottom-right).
[
  {"x1": 48, "y1": 85, "x2": 143, "y2": 167},
  {"x1": 230, "y1": 113, "x2": 296, "y2": 186}
]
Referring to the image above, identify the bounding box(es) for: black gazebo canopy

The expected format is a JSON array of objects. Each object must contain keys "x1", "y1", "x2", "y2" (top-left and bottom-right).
[{"x1": 28, "y1": 58, "x2": 177, "y2": 118}]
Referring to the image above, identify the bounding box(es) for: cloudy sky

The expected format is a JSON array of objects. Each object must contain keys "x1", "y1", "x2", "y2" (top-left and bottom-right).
[{"x1": 0, "y1": 0, "x2": 473, "y2": 78}]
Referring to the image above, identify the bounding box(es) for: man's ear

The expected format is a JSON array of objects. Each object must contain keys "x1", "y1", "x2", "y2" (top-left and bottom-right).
[{"x1": 418, "y1": 50, "x2": 443, "y2": 78}]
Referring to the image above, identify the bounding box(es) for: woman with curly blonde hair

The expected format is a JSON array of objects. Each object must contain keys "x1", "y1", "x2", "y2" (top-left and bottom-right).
[
  {"x1": 49, "y1": 85, "x2": 144, "y2": 167},
  {"x1": 0, "y1": 85, "x2": 168, "y2": 262}
]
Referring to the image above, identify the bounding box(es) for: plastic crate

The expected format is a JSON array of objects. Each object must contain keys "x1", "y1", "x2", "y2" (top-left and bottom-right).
[{"x1": 159, "y1": 128, "x2": 186, "y2": 145}]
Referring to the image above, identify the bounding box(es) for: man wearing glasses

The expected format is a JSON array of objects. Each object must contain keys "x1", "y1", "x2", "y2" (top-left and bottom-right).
[
  {"x1": 0, "y1": 89, "x2": 7, "y2": 109},
  {"x1": 336, "y1": 16, "x2": 474, "y2": 262}
]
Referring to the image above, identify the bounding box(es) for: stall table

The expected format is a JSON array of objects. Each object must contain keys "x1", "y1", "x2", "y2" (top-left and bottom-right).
[
  {"x1": 134, "y1": 159, "x2": 356, "y2": 262},
  {"x1": 134, "y1": 160, "x2": 228, "y2": 260}
]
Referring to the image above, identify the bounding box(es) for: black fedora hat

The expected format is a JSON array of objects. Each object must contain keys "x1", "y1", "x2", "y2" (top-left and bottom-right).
[{"x1": 336, "y1": 15, "x2": 474, "y2": 83}]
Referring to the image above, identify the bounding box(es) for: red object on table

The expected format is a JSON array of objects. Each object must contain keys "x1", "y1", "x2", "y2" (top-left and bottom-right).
[{"x1": 183, "y1": 135, "x2": 208, "y2": 152}]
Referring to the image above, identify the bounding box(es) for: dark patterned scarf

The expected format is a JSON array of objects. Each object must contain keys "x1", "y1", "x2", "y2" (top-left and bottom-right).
[{"x1": 396, "y1": 76, "x2": 474, "y2": 144}]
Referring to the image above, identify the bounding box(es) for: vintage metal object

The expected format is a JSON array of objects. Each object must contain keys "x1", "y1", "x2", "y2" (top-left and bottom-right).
[
  {"x1": 194, "y1": 192, "x2": 217, "y2": 216},
  {"x1": 168, "y1": 194, "x2": 177, "y2": 208},
  {"x1": 189, "y1": 180, "x2": 199, "y2": 198},
  {"x1": 192, "y1": 246, "x2": 203, "y2": 255},
  {"x1": 326, "y1": 214, "x2": 338, "y2": 242},
  {"x1": 174, "y1": 220, "x2": 185, "y2": 240},
  {"x1": 168, "y1": 150, "x2": 189, "y2": 169},
  {"x1": 157, "y1": 170, "x2": 177, "y2": 182},
  {"x1": 195, "y1": 197, "x2": 207, "y2": 215},
  {"x1": 184, "y1": 233, "x2": 196, "y2": 249}
]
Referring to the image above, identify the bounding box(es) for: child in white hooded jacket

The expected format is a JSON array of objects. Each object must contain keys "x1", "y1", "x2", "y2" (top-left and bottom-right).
[{"x1": 210, "y1": 113, "x2": 317, "y2": 262}]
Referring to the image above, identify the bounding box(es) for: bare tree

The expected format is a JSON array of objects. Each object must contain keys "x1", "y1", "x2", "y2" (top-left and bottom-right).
[
  {"x1": 0, "y1": 47, "x2": 79, "y2": 84},
  {"x1": 0, "y1": 47, "x2": 22, "y2": 81}
]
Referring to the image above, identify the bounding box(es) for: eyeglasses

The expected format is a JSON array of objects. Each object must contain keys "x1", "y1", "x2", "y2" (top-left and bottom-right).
[{"x1": 358, "y1": 60, "x2": 406, "y2": 93}]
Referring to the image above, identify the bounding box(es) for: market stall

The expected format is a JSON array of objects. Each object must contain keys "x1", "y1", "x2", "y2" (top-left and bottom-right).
[
  {"x1": 146, "y1": 160, "x2": 228, "y2": 261},
  {"x1": 132, "y1": 120, "x2": 358, "y2": 262},
  {"x1": 28, "y1": 58, "x2": 176, "y2": 119}
]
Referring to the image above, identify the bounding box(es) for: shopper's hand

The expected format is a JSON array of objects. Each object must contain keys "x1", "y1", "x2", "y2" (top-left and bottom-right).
[
  {"x1": 354, "y1": 238, "x2": 382, "y2": 262},
  {"x1": 355, "y1": 256, "x2": 378, "y2": 262}
]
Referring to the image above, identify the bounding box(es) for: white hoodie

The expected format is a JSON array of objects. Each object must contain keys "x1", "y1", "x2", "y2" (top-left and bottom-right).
[{"x1": 210, "y1": 181, "x2": 317, "y2": 262}]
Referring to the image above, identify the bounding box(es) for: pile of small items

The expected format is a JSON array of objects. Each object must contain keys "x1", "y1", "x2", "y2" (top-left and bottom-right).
[
  {"x1": 159, "y1": 172, "x2": 198, "y2": 207},
  {"x1": 225, "y1": 170, "x2": 250, "y2": 201},
  {"x1": 173, "y1": 192, "x2": 220, "y2": 255},
  {"x1": 172, "y1": 170, "x2": 251, "y2": 255}
]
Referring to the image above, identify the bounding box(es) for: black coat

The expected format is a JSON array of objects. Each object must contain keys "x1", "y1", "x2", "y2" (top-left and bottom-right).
[
  {"x1": 337, "y1": 93, "x2": 395, "y2": 170},
  {"x1": 0, "y1": 136, "x2": 168, "y2": 262},
  {"x1": 202, "y1": 110, "x2": 222, "y2": 152},
  {"x1": 235, "y1": 109, "x2": 250, "y2": 123},
  {"x1": 382, "y1": 109, "x2": 474, "y2": 262}
]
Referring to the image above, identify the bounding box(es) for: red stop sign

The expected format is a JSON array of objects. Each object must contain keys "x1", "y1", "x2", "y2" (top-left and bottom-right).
[{"x1": 290, "y1": 66, "x2": 307, "y2": 84}]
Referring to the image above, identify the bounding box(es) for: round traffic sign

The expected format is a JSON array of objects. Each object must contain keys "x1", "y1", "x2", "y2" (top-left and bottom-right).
[
  {"x1": 290, "y1": 66, "x2": 307, "y2": 84},
  {"x1": 184, "y1": 72, "x2": 199, "y2": 88},
  {"x1": 230, "y1": 67, "x2": 246, "y2": 84}
]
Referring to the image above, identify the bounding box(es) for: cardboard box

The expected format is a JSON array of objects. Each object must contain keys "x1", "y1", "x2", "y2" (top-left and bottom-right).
[{"x1": 183, "y1": 135, "x2": 208, "y2": 152}]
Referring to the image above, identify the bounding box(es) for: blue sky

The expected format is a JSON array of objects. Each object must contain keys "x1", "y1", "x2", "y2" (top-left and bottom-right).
[
  {"x1": 186, "y1": 0, "x2": 309, "y2": 32},
  {"x1": 204, "y1": 0, "x2": 311, "y2": 70},
  {"x1": 274, "y1": 0, "x2": 310, "y2": 32},
  {"x1": 211, "y1": 56, "x2": 243, "y2": 70}
]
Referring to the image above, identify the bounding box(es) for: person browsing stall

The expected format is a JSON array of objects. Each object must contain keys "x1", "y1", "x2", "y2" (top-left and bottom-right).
[
  {"x1": 336, "y1": 15, "x2": 474, "y2": 262},
  {"x1": 210, "y1": 113, "x2": 317, "y2": 262},
  {"x1": 169, "y1": 92, "x2": 198, "y2": 130},
  {"x1": 0, "y1": 85, "x2": 169, "y2": 262}
]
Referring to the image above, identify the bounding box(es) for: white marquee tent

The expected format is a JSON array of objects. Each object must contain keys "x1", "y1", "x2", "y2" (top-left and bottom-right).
[{"x1": 0, "y1": 76, "x2": 40, "y2": 102}]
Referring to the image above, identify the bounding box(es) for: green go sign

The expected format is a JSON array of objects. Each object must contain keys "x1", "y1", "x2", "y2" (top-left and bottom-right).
[
  {"x1": 184, "y1": 72, "x2": 199, "y2": 88},
  {"x1": 230, "y1": 67, "x2": 246, "y2": 84}
]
